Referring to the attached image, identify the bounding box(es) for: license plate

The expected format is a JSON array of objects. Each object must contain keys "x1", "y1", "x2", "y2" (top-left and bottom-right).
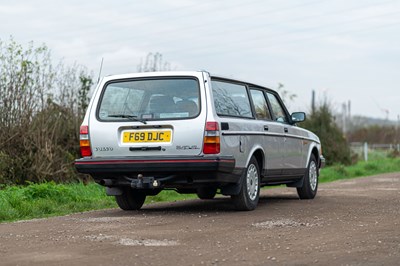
[{"x1": 122, "y1": 130, "x2": 172, "y2": 143}]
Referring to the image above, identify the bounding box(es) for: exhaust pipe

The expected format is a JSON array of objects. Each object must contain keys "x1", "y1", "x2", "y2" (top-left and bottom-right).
[{"x1": 99, "y1": 179, "x2": 114, "y2": 186}]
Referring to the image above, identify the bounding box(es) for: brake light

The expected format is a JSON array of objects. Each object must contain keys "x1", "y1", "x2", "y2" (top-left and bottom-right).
[
  {"x1": 80, "y1": 125, "x2": 92, "y2": 157},
  {"x1": 203, "y1": 121, "x2": 220, "y2": 154}
]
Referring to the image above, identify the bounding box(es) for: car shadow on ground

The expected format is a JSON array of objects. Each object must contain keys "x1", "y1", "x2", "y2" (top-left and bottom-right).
[{"x1": 101, "y1": 193, "x2": 303, "y2": 217}]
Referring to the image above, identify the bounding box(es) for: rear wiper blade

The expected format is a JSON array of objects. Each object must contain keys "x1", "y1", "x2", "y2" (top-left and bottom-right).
[{"x1": 108, "y1": 114, "x2": 147, "y2": 124}]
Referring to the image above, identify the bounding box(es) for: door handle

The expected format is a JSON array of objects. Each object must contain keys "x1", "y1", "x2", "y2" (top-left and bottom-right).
[
  {"x1": 284, "y1": 127, "x2": 288, "y2": 133},
  {"x1": 264, "y1": 125, "x2": 269, "y2": 131}
]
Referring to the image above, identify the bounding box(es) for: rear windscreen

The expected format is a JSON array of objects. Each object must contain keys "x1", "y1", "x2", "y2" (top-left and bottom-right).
[{"x1": 97, "y1": 78, "x2": 200, "y2": 121}]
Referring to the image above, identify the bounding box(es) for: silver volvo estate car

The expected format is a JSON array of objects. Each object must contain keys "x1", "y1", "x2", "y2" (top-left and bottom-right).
[{"x1": 75, "y1": 71, "x2": 325, "y2": 211}]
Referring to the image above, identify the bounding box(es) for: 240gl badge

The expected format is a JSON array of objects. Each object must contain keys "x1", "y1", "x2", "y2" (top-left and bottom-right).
[{"x1": 176, "y1": 145, "x2": 200, "y2": 150}]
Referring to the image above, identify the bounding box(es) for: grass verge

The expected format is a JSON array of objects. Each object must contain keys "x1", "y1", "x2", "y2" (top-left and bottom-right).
[
  {"x1": 320, "y1": 157, "x2": 400, "y2": 183},
  {"x1": 0, "y1": 182, "x2": 115, "y2": 223},
  {"x1": 0, "y1": 182, "x2": 196, "y2": 223},
  {"x1": 1, "y1": 157, "x2": 399, "y2": 223}
]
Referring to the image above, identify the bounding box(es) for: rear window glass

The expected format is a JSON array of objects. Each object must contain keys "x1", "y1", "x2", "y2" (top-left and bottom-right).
[
  {"x1": 98, "y1": 78, "x2": 200, "y2": 121},
  {"x1": 211, "y1": 80, "x2": 252, "y2": 118}
]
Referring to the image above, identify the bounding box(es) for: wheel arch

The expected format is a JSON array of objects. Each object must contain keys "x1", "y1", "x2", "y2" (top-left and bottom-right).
[
  {"x1": 250, "y1": 148, "x2": 265, "y2": 172},
  {"x1": 221, "y1": 147, "x2": 264, "y2": 197},
  {"x1": 305, "y1": 143, "x2": 321, "y2": 168},
  {"x1": 308, "y1": 145, "x2": 320, "y2": 173}
]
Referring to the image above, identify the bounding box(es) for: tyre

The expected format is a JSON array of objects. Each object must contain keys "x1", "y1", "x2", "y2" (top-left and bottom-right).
[
  {"x1": 231, "y1": 156, "x2": 260, "y2": 211},
  {"x1": 297, "y1": 154, "x2": 318, "y2": 199},
  {"x1": 115, "y1": 188, "x2": 146, "y2": 210},
  {"x1": 196, "y1": 187, "x2": 217, "y2": 200}
]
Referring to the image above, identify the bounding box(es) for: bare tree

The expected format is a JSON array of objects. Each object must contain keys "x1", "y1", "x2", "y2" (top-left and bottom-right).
[
  {"x1": 137, "y1": 52, "x2": 171, "y2": 72},
  {"x1": 276, "y1": 83, "x2": 297, "y2": 107}
]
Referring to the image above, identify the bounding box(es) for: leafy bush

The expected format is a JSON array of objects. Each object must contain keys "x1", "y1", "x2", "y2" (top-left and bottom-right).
[
  {"x1": 388, "y1": 149, "x2": 400, "y2": 158},
  {"x1": 0, "y1": 37, "x2": 92, "y2": 184},
  {"x1": 301, "y1": 102, "x2": 351, "y2": 166}
]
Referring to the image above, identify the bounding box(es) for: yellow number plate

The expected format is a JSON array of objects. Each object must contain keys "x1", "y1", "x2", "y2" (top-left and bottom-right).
[{"x1": 123, "y1": 130, "x2": 172, "y2": 143}]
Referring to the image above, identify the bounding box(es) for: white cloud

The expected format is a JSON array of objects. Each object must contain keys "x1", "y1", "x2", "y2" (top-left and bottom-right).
[{"x1": 0, "y1": 3, "x2": 32, "y2": 14}]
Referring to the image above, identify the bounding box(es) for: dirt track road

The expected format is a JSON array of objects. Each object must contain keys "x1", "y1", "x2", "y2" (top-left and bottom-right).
[{"x1": 1, "y1": 173, "x2": 400, "y2": 266}]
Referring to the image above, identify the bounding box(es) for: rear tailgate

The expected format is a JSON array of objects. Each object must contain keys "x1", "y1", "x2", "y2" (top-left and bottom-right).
[{"x1": 88, "y1": 72, "x2": 207, "y2": 158}]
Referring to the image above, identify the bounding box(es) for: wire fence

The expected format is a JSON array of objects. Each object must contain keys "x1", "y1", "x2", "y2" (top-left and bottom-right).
[{"x1": 350, "y1": 142, "x2": 400, "y2": 161}]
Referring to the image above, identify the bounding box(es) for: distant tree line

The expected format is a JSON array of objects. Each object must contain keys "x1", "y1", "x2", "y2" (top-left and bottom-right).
[
  {"x1": 348, "y1": 125, "x2": 399, "y2": 144},
  {"x1": 0, "y1": 38, "x2": 92, "y2": 185}
]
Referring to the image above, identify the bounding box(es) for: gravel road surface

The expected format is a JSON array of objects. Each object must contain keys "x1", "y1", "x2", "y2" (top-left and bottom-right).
[{"x1": 1, "y1": 173, "x2": 399, "y2": 266}]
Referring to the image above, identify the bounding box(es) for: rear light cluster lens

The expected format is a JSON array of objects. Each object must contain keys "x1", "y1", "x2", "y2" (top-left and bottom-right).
[
  {"x1": 203, "y1": 121, "x2": 220, "y2": 154},
  {"x1": 80, "y1": 125, "x2": 92, "y2": 157}
]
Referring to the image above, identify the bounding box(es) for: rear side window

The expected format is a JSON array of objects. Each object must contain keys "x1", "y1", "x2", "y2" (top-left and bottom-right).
[
  {"x1": 211, "y1": 80, "x2": 252, "y2": 118},
  {"x1": 250, "y1": 89, "x2": 272, "y2": 120},
  {"x1": 98, "y1": 78, "x2": 200, "y2": 121}
]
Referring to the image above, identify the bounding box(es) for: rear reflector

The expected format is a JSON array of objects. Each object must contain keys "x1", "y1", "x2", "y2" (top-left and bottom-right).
[
  {"x1": 80, "y1": 146, "x2": 92, "y2": 157},
  {"x1": 203, "y1": 122, "x2": 220, "y2": 154}
]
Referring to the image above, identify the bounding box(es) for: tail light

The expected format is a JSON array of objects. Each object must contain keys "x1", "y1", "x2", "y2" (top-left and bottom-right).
[
  {"x1": 80, "y1": 125, "x2": 92, "y2": 157},
  {"x1": 203, "y1": 121, "x2": 220, "y2": 154}
]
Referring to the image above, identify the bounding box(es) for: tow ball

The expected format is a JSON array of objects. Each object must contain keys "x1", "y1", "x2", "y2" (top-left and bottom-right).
[{"x1": 130, "y1": 174, "x2": 160, "y2": 189}]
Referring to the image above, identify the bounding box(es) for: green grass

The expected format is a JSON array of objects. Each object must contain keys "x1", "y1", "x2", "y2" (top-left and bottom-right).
[
  {"x1": 145, "y1": 190, "x2": 197, "y2": 204},
  {"x1": 0, "y1": 182, "x2": 116, "y2": 223},
  {"x1": 0, "y1": 182, "x2": 197, "y2": 223},
  {"x1": 320, "y1": 157, "x2": 400, "y2": 183},
  {"x1": 1, "y1": 157, "x2": 400, "y2": 223}
]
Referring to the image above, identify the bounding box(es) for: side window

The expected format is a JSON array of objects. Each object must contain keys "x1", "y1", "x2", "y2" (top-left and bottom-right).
[
  {"x1": 266, "y1": 92, "x2": 288, "y2": 123},
  {"x1": 250, "y1": 89, "x2": 271, "y2": 120},
  {"x1": 211, "y1": 80, "x2": 252, "y2": 118}
]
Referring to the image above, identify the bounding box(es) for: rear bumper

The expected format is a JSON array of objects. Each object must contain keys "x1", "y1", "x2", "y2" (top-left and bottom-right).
[{"x1": 75, "y1": 156, "x2": 238, "y2": 184}]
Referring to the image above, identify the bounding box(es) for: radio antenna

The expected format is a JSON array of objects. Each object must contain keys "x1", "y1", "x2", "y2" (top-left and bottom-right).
[{"x1": 97, "y1": 57, "x2": 104, "y2": 84}]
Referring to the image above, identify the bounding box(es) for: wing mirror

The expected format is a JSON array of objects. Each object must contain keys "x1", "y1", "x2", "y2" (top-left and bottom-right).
[{"x1": 291, "y1": 112, "x2": 306, "y2": 124}]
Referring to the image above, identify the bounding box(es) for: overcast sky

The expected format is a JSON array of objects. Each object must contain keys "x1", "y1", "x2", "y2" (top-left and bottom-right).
[{"x1": 1, "y1": 0, "x2": 399, "y2": 120}]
